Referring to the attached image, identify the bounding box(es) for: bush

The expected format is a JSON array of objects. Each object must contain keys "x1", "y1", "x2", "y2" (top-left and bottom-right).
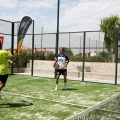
[
  {"x1": 14, "y1": 52, "x2": 31, "y2": 68},
  {"x1": 46, "y1": 53, "x2": 55, "y2": 60},
  {"x1": 34, "y1": 52, "x2": 46, "y2": 60},
  {"x1": 86, "y1": 56, "x2": 105, "y2": 62},
  {"x1": 69, "y1": 55, "x2": 105, "y2": 62},
  {"x1": 69, "y1": 56, "x2": 83, "y2": 61},
  {"x1": 14, "y1": 51, "x2": 114, "y2": 69}
]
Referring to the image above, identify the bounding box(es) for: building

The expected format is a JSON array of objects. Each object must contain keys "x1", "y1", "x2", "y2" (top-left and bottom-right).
[{"x1": 5, "y1": 46, "x2": 54, "y2": 55}]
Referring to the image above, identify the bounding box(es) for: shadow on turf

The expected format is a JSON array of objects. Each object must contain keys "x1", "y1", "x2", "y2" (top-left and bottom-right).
[
  {"x1": 0, "y1": 100, "x2": 33, "y2": 108},
  {"x1": 61, "y1": 88, "x2": 78, "y2": 91}
]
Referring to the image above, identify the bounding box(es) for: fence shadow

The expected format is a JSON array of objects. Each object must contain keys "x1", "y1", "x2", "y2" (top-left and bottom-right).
[
  {"x1": 0, "y1": 100, "x2": 33, "y2": 108},
  {"x1": 61, "y1": 88, "x2": 78, "y2": 91}
]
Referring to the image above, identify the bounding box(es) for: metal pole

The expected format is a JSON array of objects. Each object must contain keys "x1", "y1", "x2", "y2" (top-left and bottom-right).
[
  {"x1": 80, "y1": 36, "x2": 81, "y2": 53},
  {"x1": 31, "y1": 20, "x2": 34, "y2": 76},
  {"x1": 115, "y1": 30, "x2": 119, "y2": 85},
  {"x1": 55, "y1": 0, "x2": 60, "y2": 54},
  {"x1": 96, "y1": 40, "x2": 97, "y2": 53},
  {"x1": 11, "y1": 22, "x2": 14, "y2": 74},
  {"x1": 55, "y1": 0, "x2": 60, "y2": 79},
  {"x1": 41, "y1": 26, "x2": 43, "y2": 52},
  {"x1": 69, "y1": 33, "x2": 70, "y2": 55},
  {"x1": 82, "y1": 32, "x2": 86, "y2": 82},
  {"x1": 89, "y1": 38, "x2": 90, "y2": 52},
  {"x1": 99, "y1": 32, "x2": 100, "y2": 53}
]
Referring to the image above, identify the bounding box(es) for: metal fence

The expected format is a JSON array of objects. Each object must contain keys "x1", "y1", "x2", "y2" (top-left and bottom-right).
[{"x1": 0, "y1": 18, "x2": 120, "y2": 85}]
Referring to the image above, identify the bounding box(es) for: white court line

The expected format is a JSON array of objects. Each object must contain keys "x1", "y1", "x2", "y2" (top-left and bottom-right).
[
  {"x1": 3, "y1": 91, "x2": 89, "y2": 108},
  {"x1": 65, "y1": 92, "x2": 120, "y2": 120}
]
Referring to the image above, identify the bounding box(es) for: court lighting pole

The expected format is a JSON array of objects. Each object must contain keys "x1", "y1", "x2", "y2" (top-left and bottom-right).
[
  {"x1": 55, "y1": 0, "x2": 60, "y2": 79},
  {"x1": 55, "y1": 0, "x2": 60, "y2": 54}
]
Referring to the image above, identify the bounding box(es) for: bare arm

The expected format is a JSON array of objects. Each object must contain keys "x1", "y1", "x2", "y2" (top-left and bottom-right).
[
  {"x1": 9, "y1": 56, "x2": 16, "y2": 62},
  {"x1": 53, "y1": 60, "x2": 57, "y2": 68},
  {"x1": 61, "y1": 63, "x2": 68, "y2": 69}
]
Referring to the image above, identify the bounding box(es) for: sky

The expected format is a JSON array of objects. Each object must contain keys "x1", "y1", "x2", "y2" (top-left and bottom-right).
[
  {"x1": 0, "y1": 0, "x2": 120, "y2": 54},
  {"x1": 0, "y1": 0, "x2": 120, "y2": 33}
]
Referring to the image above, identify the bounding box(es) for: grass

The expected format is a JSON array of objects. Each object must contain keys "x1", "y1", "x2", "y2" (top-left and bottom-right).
[{"x1": 0, "y1": 75, "x2": 120, "y2": 120}]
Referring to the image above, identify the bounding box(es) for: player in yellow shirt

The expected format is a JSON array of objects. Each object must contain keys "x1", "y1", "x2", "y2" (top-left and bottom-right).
[{"x1": 0, "y1": 42, "x2": 15, "y2": 99}]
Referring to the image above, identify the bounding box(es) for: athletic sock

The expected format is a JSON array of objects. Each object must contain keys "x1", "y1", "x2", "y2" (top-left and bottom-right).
[
  {"x1": 55, "y1": 84, "x2": 58, "y2": 90},
  {"x1": 64, "y1": 83, "x2": 67, "y2": 89}
]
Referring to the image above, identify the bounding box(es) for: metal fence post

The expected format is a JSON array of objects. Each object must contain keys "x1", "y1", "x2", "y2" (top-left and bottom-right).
[
  {"x1": 11, "y1": 22, "x2": 14, "y2": 74},
  {"x1": 82, "y1": 32, "x2": 86, "y2": 82},
  {"x1": 31, "y1": 20, "x2": 34, "y2": 76},
  {"x1": 54, "y1": 0, "x2": 60, "y2": 79},
  {"x1": 115, "y1": 30, "x2": 119, "y2": 85}
]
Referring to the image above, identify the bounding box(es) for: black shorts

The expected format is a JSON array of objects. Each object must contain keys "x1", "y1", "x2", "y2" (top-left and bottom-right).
[
  {"x1": 0, "y1": 74, "x2": 8, "y2": 84},
  {"x1": 56, "y1": 69, "x2": 67, "y2": 75}
]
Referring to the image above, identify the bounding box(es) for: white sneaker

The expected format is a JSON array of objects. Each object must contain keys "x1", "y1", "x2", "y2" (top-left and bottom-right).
[
  {"x1": 55, "y1": 86, "x2": 58, "y2": 90},
  {"x1": 64, "y1": 86, "x2": 67, "y2": 90}
]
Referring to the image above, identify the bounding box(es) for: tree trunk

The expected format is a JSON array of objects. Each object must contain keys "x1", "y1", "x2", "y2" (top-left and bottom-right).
[{"x1": 112, "y1": 53, "x2": 115, "y2": 63}]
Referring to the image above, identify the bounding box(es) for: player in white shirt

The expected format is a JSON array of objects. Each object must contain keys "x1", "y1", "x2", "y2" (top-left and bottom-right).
[{"x1": 53, "y1": 47, "x2": 69, "y2": 90}]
